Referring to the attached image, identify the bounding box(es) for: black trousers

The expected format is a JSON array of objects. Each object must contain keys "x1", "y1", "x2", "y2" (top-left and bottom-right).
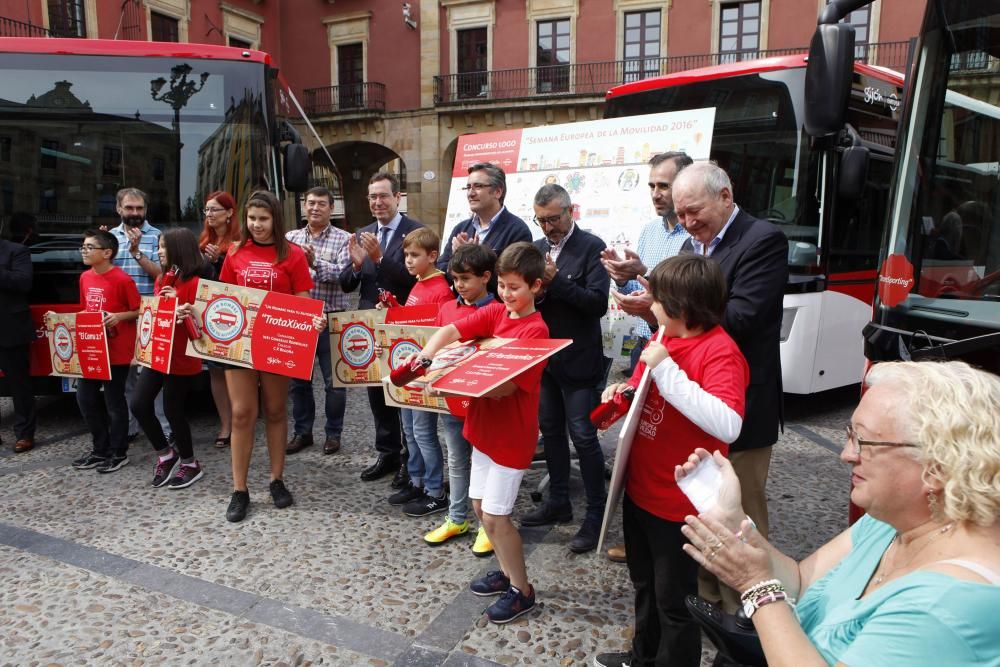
[
  {"x1": 129, "y1": 369, "x2": 197, "y2": 460},
  {"x1": 0, "y1": 343, "x2": 35, "y2": 440},
  {"x1": 367, "y1": 385, "x2": 403, "y2": 458},
  {"x1": 76, "y1": 365, "x2": 130, "y2": 458},
  {"x1": 624, "y1": 494, "x2": 701, "y2": 667}
]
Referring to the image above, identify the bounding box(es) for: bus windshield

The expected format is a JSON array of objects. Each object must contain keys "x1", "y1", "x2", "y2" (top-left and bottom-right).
[
  {"x1": 0, "y1": 52, "x2": 271, "y2": 302},
  {"x1": 606, "y1": 67, "x2": 819, "y2": 271},
  {"x1": 878, "y1": 3, "x2": 1000, "y2": 346}
]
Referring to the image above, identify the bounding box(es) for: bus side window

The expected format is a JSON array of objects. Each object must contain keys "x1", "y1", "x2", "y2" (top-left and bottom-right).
[{"x1": 829, "y1": 154, "x2": 892, "y2": 273}]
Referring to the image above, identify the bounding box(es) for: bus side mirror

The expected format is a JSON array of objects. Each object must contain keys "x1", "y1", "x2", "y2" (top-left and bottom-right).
[
  {"x1": 805, "y1": 23, "x2": 856, "y2": 138},
  {"x1": 283, "y1": 143, "x2": 310, "y2": 193},
  {"x1": 838, "y1": 145, "x2": 870, "y2": 201}
]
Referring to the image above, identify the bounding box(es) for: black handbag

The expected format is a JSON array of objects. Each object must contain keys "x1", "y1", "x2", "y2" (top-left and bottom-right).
[{"x1": 684, "y1": 595, "x2": 766, "y2": 667}]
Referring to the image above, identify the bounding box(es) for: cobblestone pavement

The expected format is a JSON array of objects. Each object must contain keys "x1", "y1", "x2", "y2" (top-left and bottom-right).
[{"x1": 0, "y1": 376, "x2": 857, "y2": 666}]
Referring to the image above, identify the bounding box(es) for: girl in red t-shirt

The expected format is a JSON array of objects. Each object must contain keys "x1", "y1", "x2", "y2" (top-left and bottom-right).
[
  {"x1": 213, "y1": 191, "x2": 320, "y2": 523},
  {"x1": 197, "y1": 190, "x2": 237, "y2": 450},
  {"x1": 130, "y1": 228, "x2": 207, "y2": 490}
]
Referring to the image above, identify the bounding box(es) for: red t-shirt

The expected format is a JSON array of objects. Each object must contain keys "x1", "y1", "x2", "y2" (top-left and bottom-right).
[
  {"x1": 435, "y1": 296, "x2": 487, "y2": 327},
  {"x1": 154, "y1": 274, "x2": 201, "y2": 376},
  {"x1": 79, "y1": 265, "x2": 141, "y2": 366},
  {"x1": 406, "y1": 272, "x2": 453, "y2": 306},
  {"x1": 453, "y1": 301, "x2": 549, "y2": 470},
  {"x1": 218, "y1": 241, "x2": 314, "y2": 295},
  {"x1": 625, "y1": 326, "x2": 749, "y2": 521}
]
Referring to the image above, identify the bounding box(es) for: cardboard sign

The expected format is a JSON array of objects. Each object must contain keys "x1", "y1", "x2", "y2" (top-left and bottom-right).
[
  {"x1": 330, "y1": 305, "x2": 443, "y2": 387},
  {"x1": 379, "y1": 324, "x2": 451, "y2": 414},
  {"x1": 135, "y1": 296, "x2": 177, "y2": 373},
  {"x1": 46, "y1": 311, "x2": 112, "y2": 380},
  {"x1": 185, "y1": 280, "x2": 324, "y2": 380},
  {"x1": 429, "y1": 338, "x2": 571, "y2": 398}
]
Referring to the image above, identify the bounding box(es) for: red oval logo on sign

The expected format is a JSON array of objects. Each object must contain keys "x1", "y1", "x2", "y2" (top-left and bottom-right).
[{"x1": 878, "y1": 253, "x2": 915, "y2": 307}]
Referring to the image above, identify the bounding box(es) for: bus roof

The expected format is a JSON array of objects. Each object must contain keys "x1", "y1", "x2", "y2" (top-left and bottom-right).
[
  {"x1": 606, "y1": 54, "x2": 903, "y2": 100},
  {"x1": 0, "y1": 37, "x2": 270, "y2": 65}
]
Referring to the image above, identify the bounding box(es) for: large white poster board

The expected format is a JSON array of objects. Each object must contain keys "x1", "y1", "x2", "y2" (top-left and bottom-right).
[{"x1": 443, "y1": 110, "x2": 716, "y2": 357}]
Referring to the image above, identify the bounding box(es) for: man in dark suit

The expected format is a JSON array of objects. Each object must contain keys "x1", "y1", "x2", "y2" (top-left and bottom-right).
[
  {"x1": 340, "y1": 172, "x2": 423, "y2": 484},
  {"x1": 436, "y1": 163, "x2": 532, "y2": 288},
  {"x1": 0, "y1": 239, "x2": 36, "y2": 453},
  {"x1": 520, "y1": 184, "x2": 611, "y2": 553}
]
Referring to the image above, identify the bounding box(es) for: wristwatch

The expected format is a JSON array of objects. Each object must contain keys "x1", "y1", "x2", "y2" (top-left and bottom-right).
[{"x1": 132, "y1": 250, "x2": 144, "y2": 261}]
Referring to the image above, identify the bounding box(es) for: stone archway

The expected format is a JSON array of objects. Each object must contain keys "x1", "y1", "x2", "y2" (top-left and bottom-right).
[{"x1": 325, "y1": 140, "x2": 405, "y2": 231}]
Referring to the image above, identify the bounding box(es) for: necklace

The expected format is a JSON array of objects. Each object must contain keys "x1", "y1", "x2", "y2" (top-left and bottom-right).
[{"x1": 872, "y1": 522, "x2": 955, "y2": 586}]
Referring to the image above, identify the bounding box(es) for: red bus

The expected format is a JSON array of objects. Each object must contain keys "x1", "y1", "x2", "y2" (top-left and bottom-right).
[
  {"x1": 0, "y1": 38, "x2": 340, "y2": 394},
  {"x1": 605, "y1": 54, "x2": 904, "y2": 394}
]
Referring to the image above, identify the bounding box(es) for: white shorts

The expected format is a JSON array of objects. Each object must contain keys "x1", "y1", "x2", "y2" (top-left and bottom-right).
[{"x1": 469, "y1": 448, "x2": 526, "y2": 516}]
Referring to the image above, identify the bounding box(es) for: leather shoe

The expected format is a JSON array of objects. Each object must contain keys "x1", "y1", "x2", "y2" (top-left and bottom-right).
[
  {"x1": 286, "y1": 434, "x2": 313, "y2": 454},
  {"x1": 361, "y1": 455, "x2": 400, "y2": 482},
  {"x1": 323, "y1": 436, "x2": 341, "y2": 455},
  {"x1": 569, "y1": 521, "x2": 601, "y2": 553},
  {"x1": 520, "y1": 502, "x2": 573, "y2": 527},
  {"x1": 13, "y1": 437, "x2": 34, "y2": 453},
  {"x1": 606, "y1": 543, "x2": 627, "y2": 563},
  {"x1": 391, "y1": 462, "x2": 411, "y2": 489}
]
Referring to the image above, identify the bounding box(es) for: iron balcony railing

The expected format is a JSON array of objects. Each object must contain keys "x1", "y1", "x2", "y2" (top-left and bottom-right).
[
  {"x1": 434, "y1": 41, "x2": 911, "y2": 104},
  {"x1": 303, "y1": 82, "x2": 387, "y2": 115},
  {"x1": 0, "y1": 16, "x2": 51, "y2": 37}
]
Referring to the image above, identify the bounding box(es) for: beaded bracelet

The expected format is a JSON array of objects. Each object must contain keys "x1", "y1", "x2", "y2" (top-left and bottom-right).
[
  {"x1": 740, "y1": 578, "x2": 783, "y2": 603},
  {"x1": 744, "y1": 589, "x2": 788, "y2": 619}
]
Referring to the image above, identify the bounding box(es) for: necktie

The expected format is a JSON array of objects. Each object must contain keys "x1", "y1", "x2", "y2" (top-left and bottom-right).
[{"x1": 379, "y1": 226, "x2": 390, "y2": 252}]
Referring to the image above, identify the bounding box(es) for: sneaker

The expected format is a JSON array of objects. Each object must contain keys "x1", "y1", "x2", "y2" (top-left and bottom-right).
[
  {"x1": 485, "y1": 584, "x2": 536, "y2": 624},
  {"x1": 471, "y1": 526, "x2": 494, "y2": 558},
  {"x1": 424, "y1": 518, "x2": 469, "y2": 546},
  {"x1": 593, "y1": 652, "x2": 632, "y2": 667},
  {"x1": 72, "y1": 453, "x2": 106, "y2": 470},
  {"x1": 388, "y1": 482, "x2": 424, "y2": 506},
  {"x1": 403, "y1": 492, "x2": 449, "y2": 517},
  {"x1": 269, "y1": 479, "x2": 294, "y2": 509},
  {"x1": 167, "y1": 461, "x2": 204, "y2": 489},
  {"x1": 151, "y1": 450, "x2": 179, "y2": 488},
  {"x1": 470, "y1": 570, "x2": 510, "y2": 597},
  {"x1": 226, "y1": 490, "x2": 250, "y2": 522},
  {"x1": 96, "y1": 455, "x2": 129, "y2": 474}
]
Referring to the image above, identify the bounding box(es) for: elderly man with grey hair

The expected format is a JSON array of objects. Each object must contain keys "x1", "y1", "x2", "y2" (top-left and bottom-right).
[{"x1": 522, "y1": 183, "x2": 611, "y2": 554}]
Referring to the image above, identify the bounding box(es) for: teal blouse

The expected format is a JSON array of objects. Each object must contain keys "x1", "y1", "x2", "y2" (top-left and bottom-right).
[{"x1": 796, "y1": 514, "x2": 999, "y2": 666}]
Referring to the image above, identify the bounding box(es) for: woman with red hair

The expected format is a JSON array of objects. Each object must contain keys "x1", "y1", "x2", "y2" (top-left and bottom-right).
[{"x1": 198, "y1": 190, "x2": 237, "y2": 449}]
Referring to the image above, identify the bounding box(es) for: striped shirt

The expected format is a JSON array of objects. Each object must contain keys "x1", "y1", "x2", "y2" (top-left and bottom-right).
[
  {"x1": 618, "y1": 216, "x2": 690, "y2": 339},
  {"x1": 110, "y1": 221, "x2": 161, "y2": 296},
  {"x1": 286, "y1": 224, "x2": 352, "y2": 312}
]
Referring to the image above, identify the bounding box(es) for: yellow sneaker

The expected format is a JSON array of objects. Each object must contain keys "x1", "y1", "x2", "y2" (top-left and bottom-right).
[
  {"x1": 424, "y1": 518, "x2": 469, "y2": 545},
  {"x1": 471, "y1": 526, "x2": 494, "y2": 558}
]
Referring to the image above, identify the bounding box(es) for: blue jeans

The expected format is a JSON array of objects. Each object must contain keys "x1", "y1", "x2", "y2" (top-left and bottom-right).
[
  {"x1": 441, "y1": 414, "x2": 471, "y2": 523},
  {"x1": 290, "y1": 331, "x2": 346, "y2": 438},
  {"x1": 400, "y1": 408, "x2": 444, "y2": 496},
  {"x1": 538, "y1": 371, "x2": 607, "y2": 524}
]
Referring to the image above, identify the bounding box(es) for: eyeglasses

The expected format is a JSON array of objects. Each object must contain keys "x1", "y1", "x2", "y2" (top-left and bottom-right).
[
  {"x1": 461, "y1": 183, "x2": 492, "y2": 192},
  {"x1": 533, "y1": 210, "x2": 568, "y2": 227},
  {"x1": 79, "y1": 244, "x2": 108, "y2": 252},
  {"x1": 844, "y1": 424, "x2": 919, "y2": 457},
  {"x1": 367, "y1": 193, "x2": 395, "y2": 202},
  {"x1": 203, "y1": 207, "x2": 226, "y2": 215}
]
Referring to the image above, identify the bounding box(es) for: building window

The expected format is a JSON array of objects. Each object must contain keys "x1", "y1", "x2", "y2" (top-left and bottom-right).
[
  {"x1": 537, "y1": 18, "x2": 570, "y2": 93},
  {"x1": 47, "y1": 0, "x2": 87, "y2": 38},
  {"x1": 153, "y1": 156, "x2": 165, "y2": 181},
  {"x1": 623, "y1": 10, "x2": 661, "y2": 83},
  {"x1": 841, "y1": 4, "x2": 871, "y2": 59},
  {"x1": 41, "y1": 140, "x2": 60, "y2": 170},
  {"x1": 719, "y1": 2, "x2": 761, "y2": 63},
  {"x1": 0, "y1": 136, "x2": 10, "y2": 162},
  {"x1": 103, "y1": 147, "x2": 122, "y2": 176},
  {"x1": 457, "y1": 27, "x2": 488, "y2": 99},
  {"x1": 228, "y1": 36, "x2": 251, "y2": 49},
  {"x1": 337, "y1": 43, "x2": 364, "y2": 109},
  {"x1": 151, "y1": 11, "x2": 179, "y2": 42}
]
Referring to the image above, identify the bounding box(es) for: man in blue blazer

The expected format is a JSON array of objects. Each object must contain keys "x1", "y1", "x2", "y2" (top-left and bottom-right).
[
  {"x1": 340, "y1": 172, "x2": 423, "y2": 484},
  {"x1": 521, "y1": 184, "x2": 610, "y2": 553},
  {"x1": 0, "y1": 239, "x2": 36, "y2": 453},
  {"x1": 436, "y1": 163, "x2": 532, "y2": 291}
]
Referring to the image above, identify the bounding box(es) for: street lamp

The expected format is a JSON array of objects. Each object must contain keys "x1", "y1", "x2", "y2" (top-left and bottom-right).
[{"x1": 150, "y1": 64, "x2": 209, "y2": 221}]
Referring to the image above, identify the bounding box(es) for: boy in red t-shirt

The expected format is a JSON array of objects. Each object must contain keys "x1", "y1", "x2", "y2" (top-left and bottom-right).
[
  {"x1": 390, "y1": 227, "x2": 456, "y2": 517},
  {"x1": 423, "y1": 243, "x2": 497, "y2": 556},
  {"x1": 594, "y1": 254, "x2": 749, "y2": 667},
  {"x1": 67, "y1": 229, "x2": 141, "y2": 473},
  {"x1": 412, "y1": 242, "x2": 548, "y2": 624}
]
